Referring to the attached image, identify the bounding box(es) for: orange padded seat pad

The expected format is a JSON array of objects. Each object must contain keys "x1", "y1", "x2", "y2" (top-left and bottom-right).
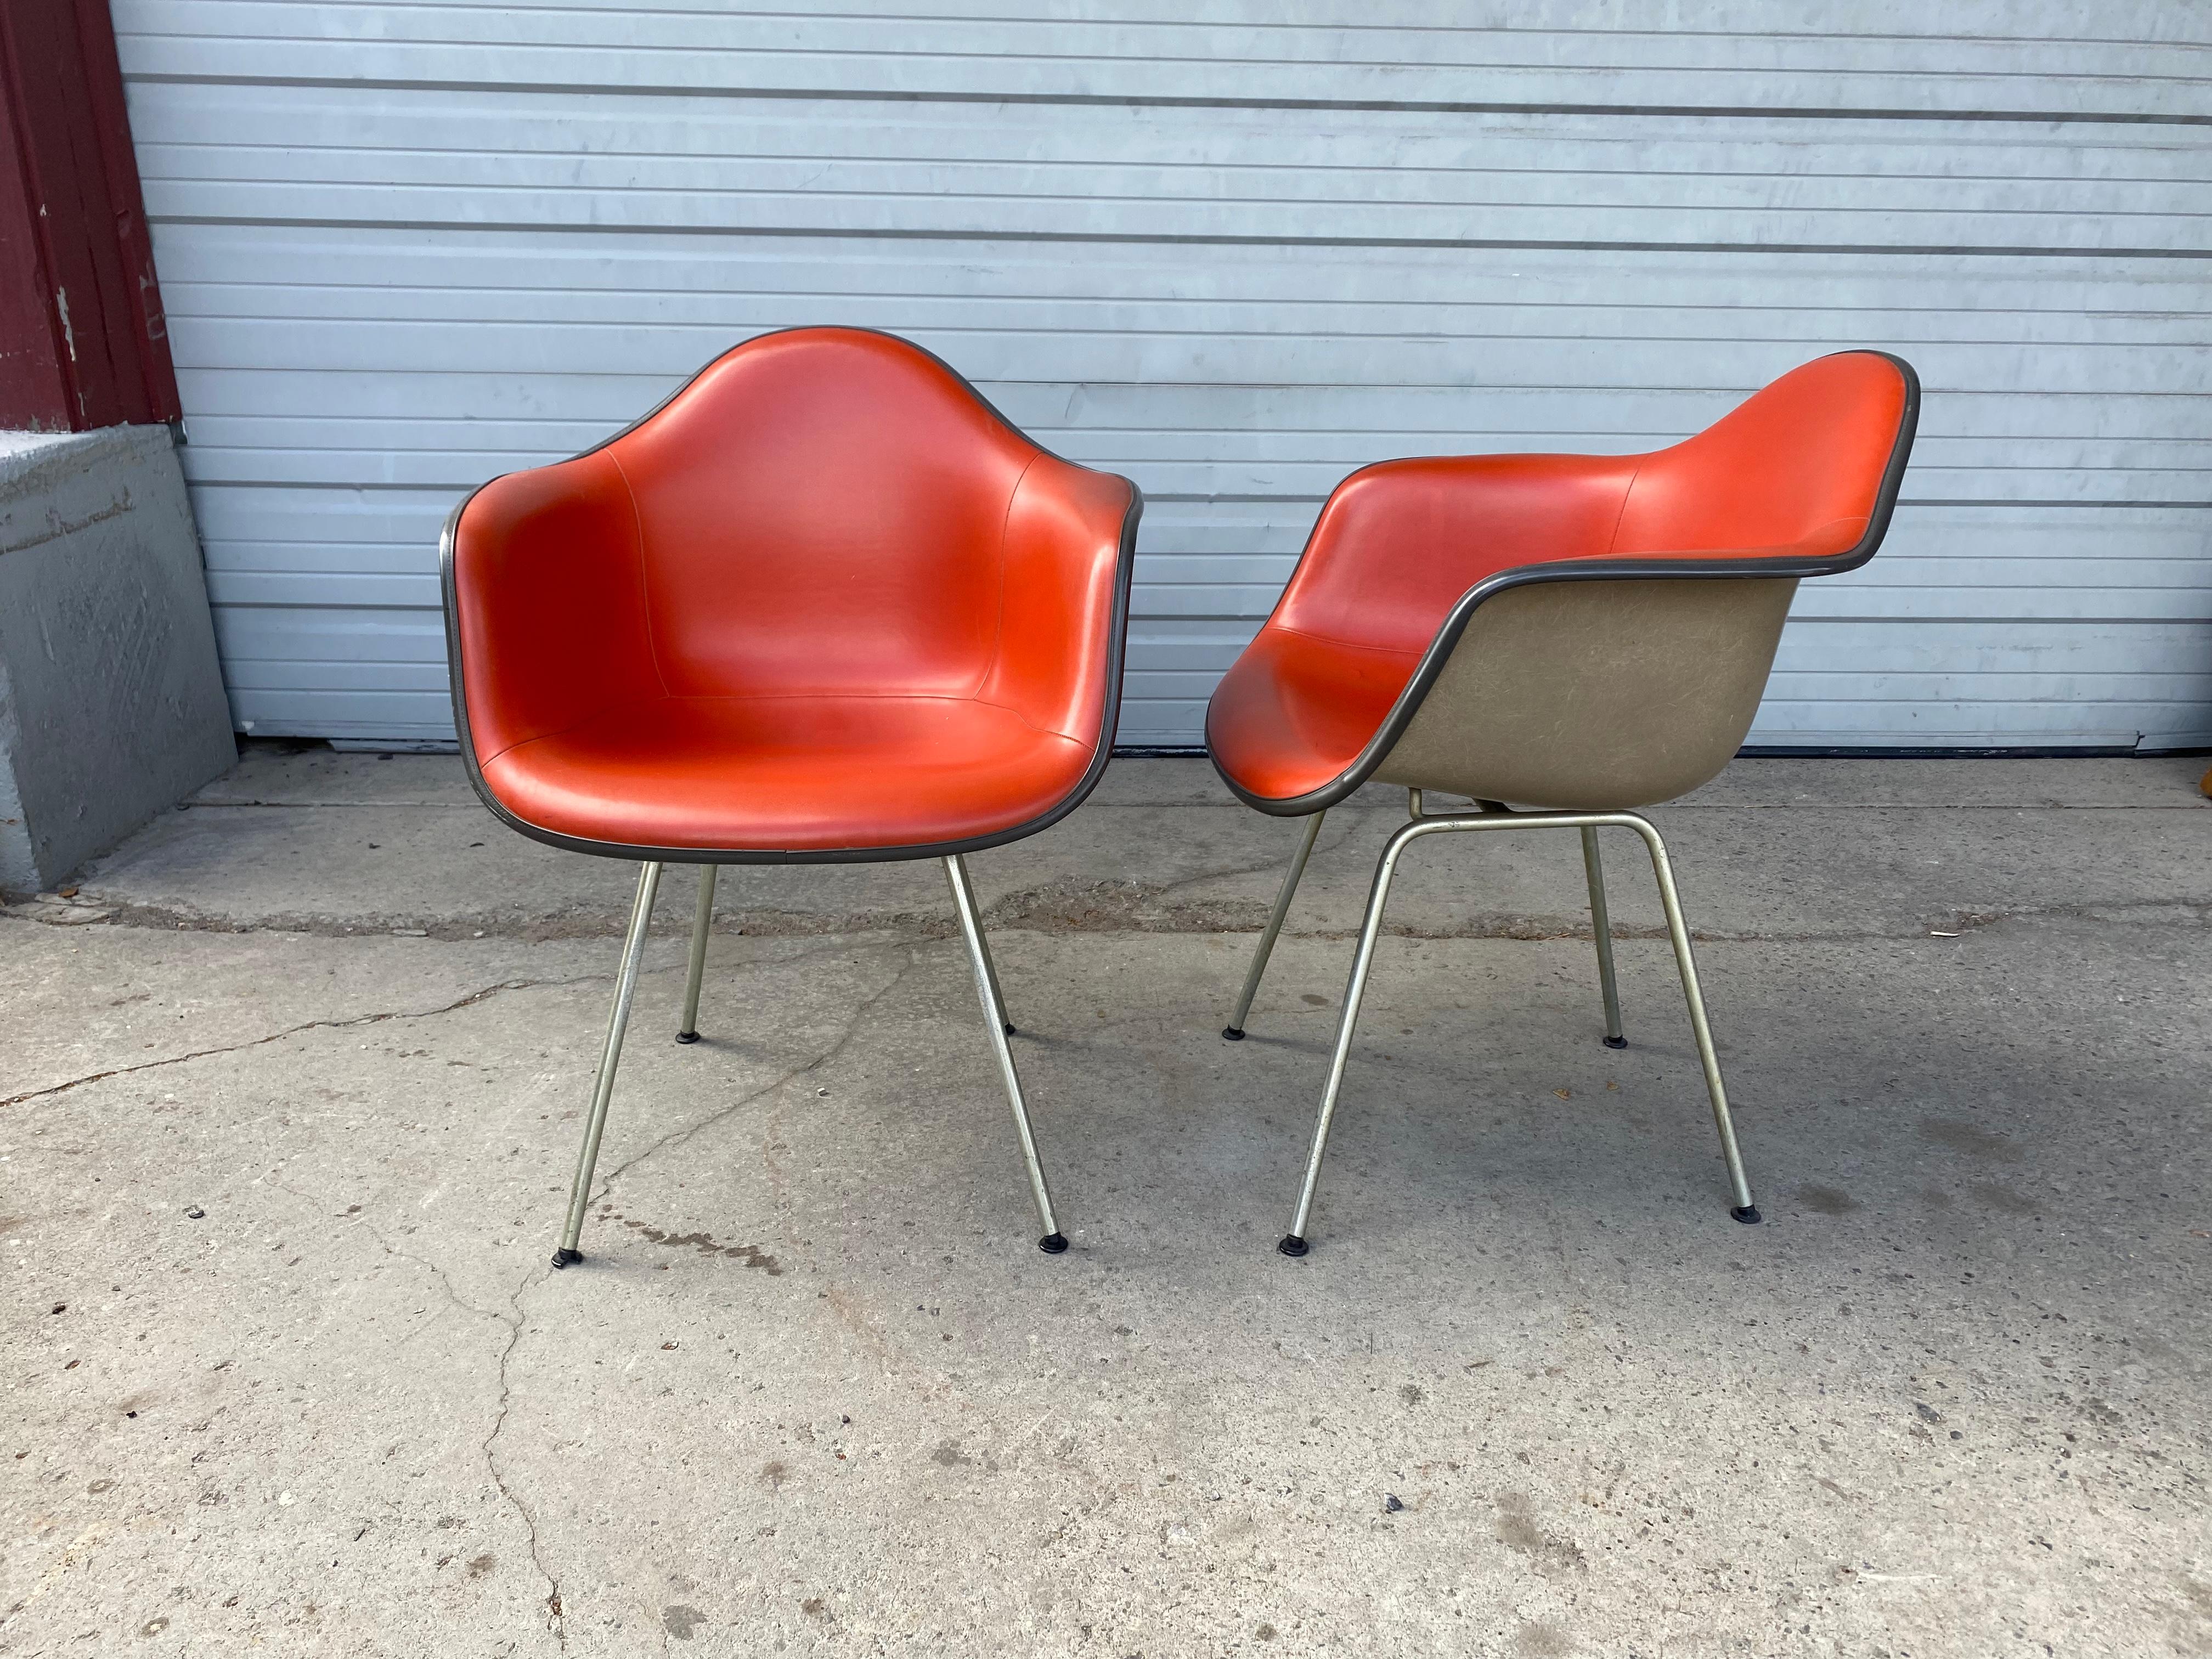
[
  {"x1": 477, "y1": 696, "x2": 1091, "y2": 856},
  {"x1": 1207, "y1": 352, "x2": 1912, "y2": 806},
  {"x1": 445, "y1": 328, "x2": 1138, "y2": 858}
]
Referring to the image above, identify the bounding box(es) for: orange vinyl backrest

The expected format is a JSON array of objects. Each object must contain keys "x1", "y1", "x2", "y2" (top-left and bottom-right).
[
  {"x1": 603, "y1": 331, "x2": 1037, "y2": 702},
  {"x1": 1611, "y1": 351, "x2": 1910, "y2": 560},
  {"x1": 1272, "y1": 352, "x2": 1912, "y2": 661}
]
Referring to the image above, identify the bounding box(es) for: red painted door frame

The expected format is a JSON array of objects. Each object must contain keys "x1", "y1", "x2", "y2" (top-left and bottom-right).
[{"x1": 0, "y1": 0, "x2": 179, "y2": 431}]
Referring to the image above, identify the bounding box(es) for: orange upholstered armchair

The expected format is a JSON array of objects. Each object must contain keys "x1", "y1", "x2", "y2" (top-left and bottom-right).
[
  {"x1": 1207, "y1": 351, "x2": 1918, "y2": 1255},
  {"x1": 444, "y1": 328, "x2": 1141, "y2": 1264}
]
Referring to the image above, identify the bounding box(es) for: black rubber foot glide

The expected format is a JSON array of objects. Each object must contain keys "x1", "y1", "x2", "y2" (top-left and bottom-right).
[
  {"x1": 1602, "y1": 1035, "x2": 1628, "y2": 1049},
  {"x1": 675, "y1": 1031, "x2": 701, "y2": 1045},
  {"x1": 1222, "y1": 1026, "x2": 1245, "y2": 1042},
  {"x1": 1004, "y1": 1023, "x2": 1017, "y2": 1037},
  {"x1": 1731, "y1": 1205, "x2": 1763, "y2": 1225},
  {"x1": 1037, "y1": 1232, "x2": 1069, "y2": 1254},
  {"x1": 1277, "y1": 1234, "x2": 1309, "y2": 1257},
  {"x1": 550, "y1": 1247, "x2": 583, "y2": 1269}
]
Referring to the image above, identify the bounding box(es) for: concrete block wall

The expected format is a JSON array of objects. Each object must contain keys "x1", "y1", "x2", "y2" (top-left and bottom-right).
[{"x1": 0, "y1": 425, "x2": 234, "y2": 894}]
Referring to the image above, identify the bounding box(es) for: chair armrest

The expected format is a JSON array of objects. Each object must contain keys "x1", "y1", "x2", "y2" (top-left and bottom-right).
[
  {"x1": 1272, "y1": 453, "x2": 1638, "y2": 654},
  {"x1": 442, "y1": 450, "x2": 661, "y2": 765},
  {"x1": 980, "y1": 454, "x2": 1141, "y2": 743}
]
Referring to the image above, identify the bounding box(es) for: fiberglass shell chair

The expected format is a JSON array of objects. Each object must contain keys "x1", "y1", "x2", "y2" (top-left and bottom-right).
[
  {"x1": 443, "y1": 327, "x2": 1141, "y2": 1263},
  {"x1": 1207, "y1": 350, "x2": 1918, "y2": 1256}
]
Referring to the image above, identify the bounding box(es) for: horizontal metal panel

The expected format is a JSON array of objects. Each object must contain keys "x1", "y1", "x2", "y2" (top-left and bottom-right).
[
  {"x1": 166, "y1": 388, "x2": 2212, "y2": 451},
  {"x1": 221, "y1": 656, "x2": 446, "y2": 692},
  {"x1": 146, "y1": 225, "x2": 2210, "y2": 326},
  {"x1": 212, "y1": 605, "x2": 445, "y2": 663},
  {"x1": 126, "y1": 85, "x2": 2212, "y2": 252},
  {"x1": 206, "y1": 571, "x2": 433, "y2": 607},
  {"x1": 165, "y1": 315, "x2": 2205, "y2": 399},
  {"x1": 1770, "y1": 618, "x2": 2212, "y2": 674},
  {"x1": 128, "y1": 83, "x2": 2212, "y2": 184},
  {"x1": 225, "y1": 686, "x2": 456, "y2": 740},
  {"x1": 177, "y1": 435, "x2": 2212, "y2": 495},
  {"x1": 112, "y1": 2, "x2": 2211, "y2": 119},
  {"x1": 170, "y1": 446, "x2": 2212, "y2": 506}
]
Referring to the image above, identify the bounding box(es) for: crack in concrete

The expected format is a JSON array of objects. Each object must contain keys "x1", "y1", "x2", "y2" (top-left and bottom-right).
[
  {"x1": 0, "y1": 974, "x2": 616, "y2": 1110},
  {"x1": 164, "y1": 794, "x2": 2212, "y2": 815},
  {"x1": 1, "y1": 938, "x2": 875, "y2": 1113},
  {"x1": 597, "y1": 941, "x2": 918, "y2": 1209},
  {"x1": 421, "y1": 936, "x2": 921, "y2": 1643},
  {"x1": 183, "y1": 798, "x2": 484, "y2": 809},
  {"x1": 392, "y1": 1242, "x2": 568, "y2": 1650},
  {"x1": 245, "y1": 936, "x2": 893, "y2": 1647},
  {"x1": 7, "y1": 899, "x2": 672, "y2": 943},
  {"x1": 971, "y1": 818, "x2": 1360, "y2": 934},
  {"x1": 966, "y1": 890, "x2": 2210, "y2": 946},
  {"x1": 483, "y1": 1281, "x2": 567, "y2": 1651},
  {"x1": 266, "y1": 1178, "x2": 565, "y2": 1648},
  {"x1": 755, "y1": 951, "x2": 929, "y2": 1375},
  {"x1": 23, "y1": 886, "x2": 2208, "y2": 950}
]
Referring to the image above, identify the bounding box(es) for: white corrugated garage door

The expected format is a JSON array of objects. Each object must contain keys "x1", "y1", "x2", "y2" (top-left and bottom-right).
[{"x1": 112, "y1": 2, "x2": 2211, "y2": 751}]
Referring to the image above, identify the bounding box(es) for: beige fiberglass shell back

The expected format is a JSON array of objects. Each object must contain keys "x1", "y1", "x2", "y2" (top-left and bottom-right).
[{"x1": 1372, "y1": 575, "x2": 1802, "y2": 809}]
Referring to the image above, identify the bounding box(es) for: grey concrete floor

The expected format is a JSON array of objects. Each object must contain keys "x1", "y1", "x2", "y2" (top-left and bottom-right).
[{"x1": 3, "y1": 750, "x2": 2209, "y2": 1657}]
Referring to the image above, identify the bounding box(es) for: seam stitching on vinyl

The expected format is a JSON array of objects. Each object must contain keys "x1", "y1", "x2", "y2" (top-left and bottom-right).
[
  {"x1": 970, "y1": 692, "x2": 1089, "y2": 746},
  {"x1": 974, "y1": 452, "x2": 1039, "y2": 704},
  {"x1": 1602, "y1": 460, "x2": 1644, "y2": 556},
  {"x1": 477, "y1": 696, "x2": 661, "y2": 772},
  {"x1": 1268, "y1": 621, "x2": 1426, "y2": 660},
  {"x1": 606, "y1": 449, "x2": 673, "y2": 700},
  {"x1": 648, "y1": 690, "x2": 983, "y2": 705}
]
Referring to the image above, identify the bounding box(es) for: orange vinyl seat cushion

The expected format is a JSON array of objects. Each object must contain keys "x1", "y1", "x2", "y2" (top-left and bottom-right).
[{"x1": 478, "y1": 695, "x2": 1091, "y2": 854}]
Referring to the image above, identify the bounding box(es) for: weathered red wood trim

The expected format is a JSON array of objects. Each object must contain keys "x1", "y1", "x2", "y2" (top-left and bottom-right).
[{"x1": 0, "y1": 0, "x2": 180, "y2": 431}]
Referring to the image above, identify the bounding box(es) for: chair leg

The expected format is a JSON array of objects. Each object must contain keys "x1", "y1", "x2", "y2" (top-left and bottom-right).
[
  {"x1": 970, "y1": 906, "x2": 1015, "y2": 1036},
  {"x1": 1622, "y1": 818, "x2": 1760, "y2": 1224},
  {"x1": 1279, "y1": 816, "x2": 1419, "y2": 1257},
  {"x1": 943, "y1": 854, "x2": 1066, "y2": 1254},
  {"x1": 1580, "y1": 826, "x2": 1627, "y2": 1048},
  {"x1": 1224, "y1": 808, "x2": 1327, "y2": 1040},
  {"x1": 553, "y1": 860, "x2": 664, "y2": 1268},
  {"x1": 676, "y1": 864, "x2": 718, "y2": 1043}
]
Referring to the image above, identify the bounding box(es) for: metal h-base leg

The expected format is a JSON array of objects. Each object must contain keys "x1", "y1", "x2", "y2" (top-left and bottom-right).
[
  {"x1": 972, "y1": 913, "x2": 1015, "y2": 1036},
  {"x1": 676, "y1": 865, "x2": 718, "y2": 1043},
  {"x1": 553, "y1": 861, "x2": 664, "y2": 1268},
  {"x1": 1632, "y1": 820, "x2": 1760, "y2": 1226},
  {"x1": 1276, "y1": 807, "x2": 1758, "y2": 1256},
  {"x1": 1278, "y1": 815, "x2": 1415, "y2": 1256},
  {"x1": 1224, "y1": 809, "x2": 1327, "y2": 1040},
  {"x1": 1581, "y1": 827, "x2": 1627, "y2": 1048},
  {"x1": 943, "y1": 855, "x2": 1065, "y2": 1253}
]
